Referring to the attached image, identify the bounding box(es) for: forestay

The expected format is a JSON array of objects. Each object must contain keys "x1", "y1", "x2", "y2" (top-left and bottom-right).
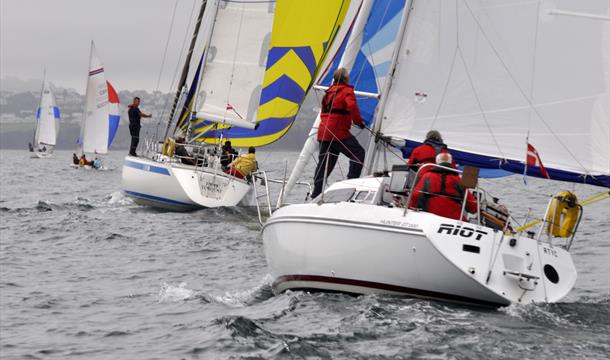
[
  {"x1": 35, "y1": 81, "x2": 60, "y2": 147},
  {"x1": 378, "y1": 0, "x2": 609, "y2": 187}
]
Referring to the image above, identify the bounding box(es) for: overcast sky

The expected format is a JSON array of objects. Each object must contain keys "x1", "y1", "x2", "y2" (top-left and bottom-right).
[{"x1": 1, "y1": 0, "x2": 201, "y2": 92}]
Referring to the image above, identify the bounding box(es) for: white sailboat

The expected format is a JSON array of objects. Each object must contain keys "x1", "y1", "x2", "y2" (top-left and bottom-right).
[
  {"x1": 75, "y1": 41, "x2": 121, "y2": 169},
  {"x1": 122, "y1": 0, "x2": 272, "y2": 210},
  {"x1": 30, "y1": 75, "x2": 60, "y2": 158},
  {"x1": 262, "y1": 0, "x2": 610, "y2": 307}
]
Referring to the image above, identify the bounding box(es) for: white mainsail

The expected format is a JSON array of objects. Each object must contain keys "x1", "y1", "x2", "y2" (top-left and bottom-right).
[
  {"x1": 195, "y1": 0, "x2": 275, "y2": 129},
  {"x1": 34, "y1": 80, "x2": 60, "y2": 147},
  {"x1": 80, "y1": 41, "x2": 112, "y2": 154},
  {"x1": 374, "y1": 0, "x2": 609, "y2": 185}
]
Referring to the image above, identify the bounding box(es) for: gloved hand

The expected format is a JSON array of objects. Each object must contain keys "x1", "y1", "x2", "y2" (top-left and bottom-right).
[{"x1": 358, "y1": 123, "x2": 366, "y2": 129}]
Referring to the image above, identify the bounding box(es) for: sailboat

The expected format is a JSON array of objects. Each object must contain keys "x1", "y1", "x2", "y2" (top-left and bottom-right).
[
  {"x1": 262, "y1": 0, "x2": 610, "y2": 307},
  {"x1": 30, "y1": 75, "x2": 60, "y2": 158},
  {"x1": 75, "y1": 41, "x2": 121, "y2": 169},
  {"x1": 121, "y1": 0, "x2": 344, "y2": 211}
]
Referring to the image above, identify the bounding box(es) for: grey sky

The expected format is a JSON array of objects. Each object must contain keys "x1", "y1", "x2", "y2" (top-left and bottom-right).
[{"x1": 1, "y1": 0, "x2": 200, "y2": 92}]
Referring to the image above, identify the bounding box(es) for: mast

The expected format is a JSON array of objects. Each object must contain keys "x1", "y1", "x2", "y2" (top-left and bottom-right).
[
  {"x1": 164, "y1": 0, "x2": 207, "y2": 139},
  {"x1": 279, "y1": 0, "x2": 373, "y2": 207},
  {"x1": 78, "y1": 41, "x2": 95, "y2": 154},
  {"x1": 362, "y1": 0, "x2": 414, "y2": 174}
]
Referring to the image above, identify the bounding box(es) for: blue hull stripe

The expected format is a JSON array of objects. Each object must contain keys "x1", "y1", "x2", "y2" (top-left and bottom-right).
[
  {"x1": 124, "y1": 160, "x2": 171, "y2": 176},
  {"x1": 125, "y1": 190, "x2": 194, "y2": 207}
]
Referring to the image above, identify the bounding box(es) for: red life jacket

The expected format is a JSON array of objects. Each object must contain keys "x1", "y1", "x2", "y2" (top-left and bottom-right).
[
  {"x1": 409, "y1": 168, "x2": 478, "y2": 221},
  {"x1": 407, "y1": 142, "x2": 452, "y2": 176},
  {"x1": 317, "y1": 83, "x2": 364, "y2": 141}
]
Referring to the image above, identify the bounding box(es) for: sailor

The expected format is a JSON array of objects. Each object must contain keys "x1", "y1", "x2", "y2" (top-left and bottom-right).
[
  {"x1": 226, "y1": 146, "x2": 257, "y2": 179},
  {"x1": 409, "y1": 153, "x2": 477, "y2": 221},
  {"x1": 311, "y1": 67, "x2": 366, "y2": 199},
  {"x1": 220, "y1": 140, "x2": 238, "y2": 168},
  {"x1": 127, "y1": 97, "x2": 152, "y2": 157},
  {"x1": 79, "y1": 154, "x2": 91, "y2": 167},
  {"x1": 72, "y1": 153, "x2": 80, "y2": 165},
  {"x1": 404, "y1": 130, "x2": 453, "y2": 176},
  {"x1": 92, "y1": 157, "x2": 102, "y2": 170},
  {"x1": 174, "y1": 136, "x2": 196, "y2": 165}
]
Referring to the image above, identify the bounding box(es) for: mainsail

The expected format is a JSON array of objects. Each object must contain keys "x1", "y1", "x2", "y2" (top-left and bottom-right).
[
  {"x1": 80, "y1": 42, "x2": 121, "y2": 154},
  {"x1": 194, "y1": 0, "x2": 353, "y2": 147},
  {"x1": 190, "y1": 0, "x2": 275, "y2": 142},
  {"x1": 374, "y1": 0, "x2": 610, "y2": 187},
  {"x1": 34, "y1": 80, "x2": 60, "y2": 147}
]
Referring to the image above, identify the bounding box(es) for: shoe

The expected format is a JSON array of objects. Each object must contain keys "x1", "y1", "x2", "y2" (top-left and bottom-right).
[{"x1": 129, "y1": 153, "x2": 138, "y2": 157}]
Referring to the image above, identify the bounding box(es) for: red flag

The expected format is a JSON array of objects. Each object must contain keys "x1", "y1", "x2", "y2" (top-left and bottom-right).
[{"x1": 527, "y1": 143, "x2": 550, "y2": 179}]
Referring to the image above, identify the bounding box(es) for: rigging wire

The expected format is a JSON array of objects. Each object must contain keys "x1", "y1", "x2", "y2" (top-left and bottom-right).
[{"x1": 460, "y1": 0, "x2": 590, "y2": 174}]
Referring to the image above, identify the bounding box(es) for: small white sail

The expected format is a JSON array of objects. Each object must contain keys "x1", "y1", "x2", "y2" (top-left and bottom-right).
[
  {"x1": 195, "y1": 0, "x2": 274, "y2": 129},
  {"x1": 34, "y1": 81, "x2": 60, "y2": 147},
  {"x1": 81, "y1": 41, "x2": 111, "y2": 154},
  {"x1": 376, "y1": 0, "x2": 609, "y2": 184}
]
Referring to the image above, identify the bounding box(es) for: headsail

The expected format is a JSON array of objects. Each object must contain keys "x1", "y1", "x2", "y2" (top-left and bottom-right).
[
  {"x1": 376, "y1": 0, "x2": 610, "y2": 187},
  {"x1": 194, "y1": 0, "x2": 353, "y2": 147},
  {"x1": 80, "y1": 42, "x2": 119, "y2": 155},
  {"x1": 34, "y1": 80, "x2": 60, "y2": 147},
  {"x1": 318, "y1": 0, "x2": 408, "y2": 127},
  {"x1": 107, "y1": 81, "x2": 121, "y2": 148}
]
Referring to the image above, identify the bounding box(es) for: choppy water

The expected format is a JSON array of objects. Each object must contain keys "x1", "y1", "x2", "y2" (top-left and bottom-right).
[{"x1": 1, "y1": 149, "x2": 608, "y2": 359}]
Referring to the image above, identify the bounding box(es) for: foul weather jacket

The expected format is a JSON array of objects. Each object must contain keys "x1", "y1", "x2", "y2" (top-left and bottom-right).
[
  {"x1": 317, "y1": 83, "x2": 364, "y2": 141},
  {"x1": 229, "y1": 153, "x2": 257, "y2": 177},
  {"x1": 409, "y1": 167, "x2": 478, "y2": 221},
  {"x1": 407, "y1": 139, "x2": 453, "y2": 176}
]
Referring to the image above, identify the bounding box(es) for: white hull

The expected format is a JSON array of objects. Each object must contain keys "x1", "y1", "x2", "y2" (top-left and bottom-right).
[
  {"x1": 31, "y1": 151, "x2": 53, "y2": 159},
  {"x1": 121, "y1": 155, "x2": 253, "y2": 211},
  {"x1": 263, "y1": 180, "x2": 577, "y2": 307}
]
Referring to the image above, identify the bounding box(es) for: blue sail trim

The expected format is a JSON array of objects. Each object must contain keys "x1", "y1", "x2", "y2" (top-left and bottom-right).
[
  {"x1": 108, "y1": 114, "x2": 120, "y2": 147},
  {"x1": 36, "y1": 107, "x2": 41, "y2": 120},
  {"x1": 259, "y1": 74, "x2": 305, "y2": 105},
  {"x1": 53, "y1": 106, "x2": 60, "y2": 119},
  {"x1": 402, "y1": 140, "x2": 610, "y2": 188},
  {"x1": 195, "y1": 116, "x2": 294, "y2": 138}
]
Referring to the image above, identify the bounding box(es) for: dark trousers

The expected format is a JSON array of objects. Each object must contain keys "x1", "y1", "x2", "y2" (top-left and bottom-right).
[
  {"x1": 129, "y1": 125, "x2": 140, "y2": 156},
  {"x1": 312, "y1": 136, "x2": 365, "y2": 198}
]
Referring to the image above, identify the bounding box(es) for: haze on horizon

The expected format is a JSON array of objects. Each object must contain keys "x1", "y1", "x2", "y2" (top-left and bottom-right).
[{"x1": 1, "y1": 0, "x2": 201, "y2": 93}]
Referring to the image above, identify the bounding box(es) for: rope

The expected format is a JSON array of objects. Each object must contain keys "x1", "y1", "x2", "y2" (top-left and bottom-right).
[{"x1": 513, "y1": 190, "x2": 609, "y2": 233}]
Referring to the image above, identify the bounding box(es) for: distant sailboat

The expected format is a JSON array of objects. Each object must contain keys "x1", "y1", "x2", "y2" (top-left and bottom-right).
[
  {"x1": 30, "y1": 75, "x2": 60, "y2": 158},
  {"x1": 75, "y1": 41, "x2": 121, "y2": 169}
]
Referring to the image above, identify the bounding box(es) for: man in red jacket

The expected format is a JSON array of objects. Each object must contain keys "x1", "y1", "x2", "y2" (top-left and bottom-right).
[
  {"x1": 409, "y1": 153, "x2": 478, "y2": 221},
  {"x1": 311, "y1": 68, "x2": 366, "y2": 199},
  {"x1": 406, "y1": 130, "x2": 452, "y2": 176}
]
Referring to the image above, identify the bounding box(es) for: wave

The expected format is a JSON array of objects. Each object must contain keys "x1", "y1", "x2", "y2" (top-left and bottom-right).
[{"x1": 157, "y1": 282, "x2": 196, "y2": 303}]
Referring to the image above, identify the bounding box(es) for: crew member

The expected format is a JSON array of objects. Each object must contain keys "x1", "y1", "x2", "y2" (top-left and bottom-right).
[
  {"x1": 174, "y1": 136, "x2": 196, "y2": 166},
  {"x1": 311, "y1": 67, "x2": 366, "y2": 199},
  {"x1": 72, "y1": 153, "x2": 80, "y2": 165},
  {"x1": 221, "y1": 140, "x2": 238, "y2": 168},
  {"x1": 79, "y1": 154, "x2": 92, "y2": 167},
  {"x1": 226, "y1": 146, "x2": 257, "y2": 179},
  {"x1": 409, "y1": 153, "x2": 477, "y2": 221},
  {"x1": 128, "y1": 97, "x2": 152, "y2": 157},
  {"x1": 404, "y1": 130, "x2": 452, "y2": 176}
]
